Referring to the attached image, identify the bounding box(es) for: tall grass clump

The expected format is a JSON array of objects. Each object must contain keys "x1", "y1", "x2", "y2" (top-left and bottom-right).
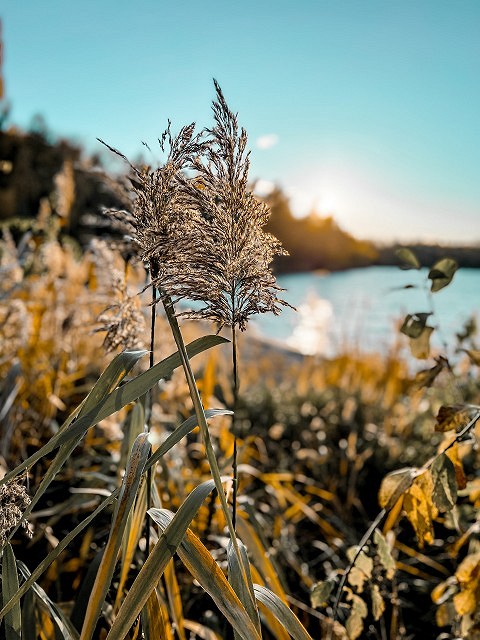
[{"x1": 0, "y1": 82, "x2": 311, "y2": 640}]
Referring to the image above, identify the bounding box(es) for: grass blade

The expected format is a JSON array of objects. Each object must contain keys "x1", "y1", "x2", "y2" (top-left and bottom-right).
[
  {"x1": 20, "y1": 586, "x2": 35, "y2": 640},
  {"x1": 80, "y1": 429, "x2": 151, "y2": 640},
  {"x1": 7, "y1": 350, "x2": 147, "y2": 542},
  {"x1": 164, "y1": 560, "x2": 186, "y2": 640},
  {"x1": 151, "y1": 510, "x2": 262, "y2": 640},
  {"x1": 17, "y1": 562, "x2": 79, "y2": 640},
  {"x1": 236, "y1": 513, "x2": 287, "y2": 600},
  {"x1": 227, "y1": 539, "x2": 261, "y2": 637},
  {"x1": 145, "y1": 408, "x2": 233, "y2": 471},
  {"x1": 0, "y1": 336, "x2": 228, "y2": 484},
  {"x1": 253, "y1": 585, "x2": 313, "y2": 640},
  {"x1": 2, "y1": 543, "x2": 21, "y2": 640},
  {"x1": 0, "y1": 491, "x2": 118, "y2": 623},
  {"x1": 106, "y1": 479, "x2": 217, "y2": 640}
]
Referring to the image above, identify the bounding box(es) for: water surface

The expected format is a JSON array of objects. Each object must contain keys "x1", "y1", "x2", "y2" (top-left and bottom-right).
[{"x1": 250, "y1": 266, "x2": 480, "y2": 355}]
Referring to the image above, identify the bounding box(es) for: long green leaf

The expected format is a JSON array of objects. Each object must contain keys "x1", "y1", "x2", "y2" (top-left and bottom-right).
[
  {"x1": 0, "y1": 336, "x2": 228, "y2": 483},
  {"x1": 2, "y1": 543, "x2": 21, "y2": 640},
  {"x1": 80, "y1": 430, "x2": 151, "y2": 640},
  {"x1": 0, "y1": 491, "x2": 118, "y2": 622},
  {"x1": 8, "y1": 350, "x2": 147, "y2": 541},
  {"x1": 106, "y1": 479, "x2": 217, "y2": 640},
  {"x1": 17, "y1": 562, "x2": 80, "y2": 640},
  {"x1": 20, "y1": 587, "x2": 35, "y2": 640},
  {"x1": 227, "y1": 540, "x2": 261, "y2": 638},
  {"x1": 151, "y1": 510, "x2": 262, "y2": 640},
  {"x1": 0, "y1": 407, "x2": 225, "y2": 623},
  {"x1": 145, "y1": 408, "x2": 233, "y2": 471},
  {"x1": 253, "y1": 585, "x2": 313, "y2": 640}
]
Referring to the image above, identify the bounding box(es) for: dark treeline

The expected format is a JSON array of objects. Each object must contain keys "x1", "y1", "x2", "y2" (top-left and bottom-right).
[{"x1": 1, "y1": 126, "x2": 479, "y2": 271}]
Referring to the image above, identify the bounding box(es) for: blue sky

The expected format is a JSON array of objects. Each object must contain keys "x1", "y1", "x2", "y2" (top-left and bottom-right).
[{"x1": 1, "y1": 1, "x2": 479, "y2": 243}]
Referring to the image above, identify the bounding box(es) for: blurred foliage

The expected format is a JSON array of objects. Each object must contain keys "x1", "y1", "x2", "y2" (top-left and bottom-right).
[
  {"x1": 0, "y1": 132, "x2": 479, "y2": 639},
  {"x1": 0, "y1": 220, "x2": 479, "y2": 638}
]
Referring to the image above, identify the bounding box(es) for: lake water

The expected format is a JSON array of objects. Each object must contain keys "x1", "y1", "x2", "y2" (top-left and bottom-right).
[{"x1": 250, "y1": 266, "x2": 480, "y2": 356}]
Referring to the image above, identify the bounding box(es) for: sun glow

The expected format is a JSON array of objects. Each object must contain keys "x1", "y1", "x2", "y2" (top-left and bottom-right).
[{"x1": 284, "y1": 162, "x2": 411, "y2": 241}]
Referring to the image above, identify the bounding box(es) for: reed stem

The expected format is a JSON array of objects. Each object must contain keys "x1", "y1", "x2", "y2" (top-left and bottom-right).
[{"x1": 160, "y1": 294, "x2": 249, "y2": 586}]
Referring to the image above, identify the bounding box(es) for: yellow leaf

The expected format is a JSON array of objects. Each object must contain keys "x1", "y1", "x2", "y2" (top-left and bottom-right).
[
  {"x1": 435, "y1": 602, "x2": 454, "y2": 627},
  {"x1": 455, "y1": 552, "x2": 480, "y2": 584},
  {"x1": 403, "y1": 472, "x2": 437, "y2": 547},
  {"x1": 453, "y1": 588, "x2": 476, "y2": 616}
]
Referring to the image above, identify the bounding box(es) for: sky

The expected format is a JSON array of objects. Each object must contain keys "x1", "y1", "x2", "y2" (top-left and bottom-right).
[{"x1": 1, "y1": 0, "x2": 480, "y2": 244}]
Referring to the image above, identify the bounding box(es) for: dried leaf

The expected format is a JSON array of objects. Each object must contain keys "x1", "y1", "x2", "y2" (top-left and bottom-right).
[
  {"x1": 346, "y1": 548, "x2": 373, "y2": 593},
  {"x1": 409, "y1": 326, "x2": 434, "y2": 359},
  {"x1": 414, "y1": 356, "x2": 449, "y2": 389},
  {"x1": 431, "y1": 579, "x2": 458, "y2": 605},
  {"x1": 345, "y1": 594, "x2": 367, "y2": 640},
  {"x1": 374, "y1": 530, "x2": 396, "y2": 580},
  {"x1": 370, "y1": 584, "x2": 385, "y2": 621},
  {"x1": 310, "y1": 580, "x2": 334, "y2": 608},
  {"x1": 436, "y1": 405, "x2": 473, "y2": 433},
  {"x1": 378, "y1": 467, "x2": 417, "y2": 510},
  {"x1": 455, "y1": 552, "x2": 480, "y2": 584},
  {"x1": 453, "y1": 588, "x2": 476, "y2": 616},
  {"x1": 431, "y1": 454, "x2": 458, "y2": 512},
  {"x1": 436, "y1": 602, "x2": 455, "y2": 627},
  {"x1": 445, "y1": 443, "x2": 467, "y2": 490}
]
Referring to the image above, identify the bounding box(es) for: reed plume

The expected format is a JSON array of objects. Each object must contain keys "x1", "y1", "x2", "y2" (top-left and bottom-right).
[
  {"x1": 0, "y1": 474, "x2": 31, "y2": 546},
  {"x1": 98, "y1": 123, "x2": 207, "y2": 300},
  {"x1": 178, "y1": 79, "x2": 290, "y2": 331}
]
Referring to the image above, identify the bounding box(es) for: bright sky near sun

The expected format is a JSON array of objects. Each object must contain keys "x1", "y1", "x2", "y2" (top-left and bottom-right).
[{"x1": 1, "y1": 1, "x2": 480, "y2": 243}]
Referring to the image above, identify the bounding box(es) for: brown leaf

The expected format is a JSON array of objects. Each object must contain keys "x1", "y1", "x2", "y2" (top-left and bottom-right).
[
  {"x1": 462, "y1": 349, "x2": 480, "y2": 367},
  {"x1": 445, "y1": 443, "x2": 467, "y2": 490},
  {"x1": 436, "y1": 405, "x2": 473, "y2": 433},
  {"x1": 378, "y1": 468, "x2": 417, "y2": 510},
  {"x1": 414, "y1": 356, "x2": 449, "y2": 389}
]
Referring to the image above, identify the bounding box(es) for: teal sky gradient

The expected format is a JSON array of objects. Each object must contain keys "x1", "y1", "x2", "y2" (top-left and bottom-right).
[{"x1": 2, "y1": 1, "x2": 480, "y2": 242}]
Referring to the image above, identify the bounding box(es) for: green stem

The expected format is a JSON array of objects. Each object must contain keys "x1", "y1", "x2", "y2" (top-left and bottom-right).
[
  {"x1": 145, "y1": 285, "x2": 157, "y2": 558},
  {"x1": 160, "y1": 294, "x2": 248, "y2": 583},
  {"x1": 232, "y1": 326, "x2": 239, "y2": 531}
]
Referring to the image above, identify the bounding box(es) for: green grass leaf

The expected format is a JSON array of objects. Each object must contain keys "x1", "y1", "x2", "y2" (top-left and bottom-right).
[
  {"x1": 0, "y1": 336, "x2": 228, "y2": 483},
  {"x1": 253, "y1": 584, "x2": 313, "y2": 640},
  {"x1": 106, "y1": 479, "x2": 217, "y2": 640},
  {"x1": 7, "y1": 349, "x2": 147, "y2": 541},
  {"x1": 150, "y1": 510, "x2": 262, "y2": 640},
  {"x1": 17, "y1": 562, "x2": 80, "y2": 640},
  {"x1": 2, "y1": 543, "x2": 21, "y2": 640},
  {"x1": 227, "y1": 539, "x2": 261, "y2": 638},
  {"x1": 80, "y1": 429, "x2": 151, "y2": 640}
]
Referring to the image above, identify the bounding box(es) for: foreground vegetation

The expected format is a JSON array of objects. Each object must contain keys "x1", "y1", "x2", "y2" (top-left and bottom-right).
[{"x1": 0, "y1": 87, "x2": 479, "y2": 640}]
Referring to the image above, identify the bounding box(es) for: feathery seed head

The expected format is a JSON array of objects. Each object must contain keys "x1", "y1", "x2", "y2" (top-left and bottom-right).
[
  {"x1": 0, "y1": 475, "x2": 32, "y2": 545},
  {"x1": 179, "y1": 81, "x2": 290, "y2": 330}
]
